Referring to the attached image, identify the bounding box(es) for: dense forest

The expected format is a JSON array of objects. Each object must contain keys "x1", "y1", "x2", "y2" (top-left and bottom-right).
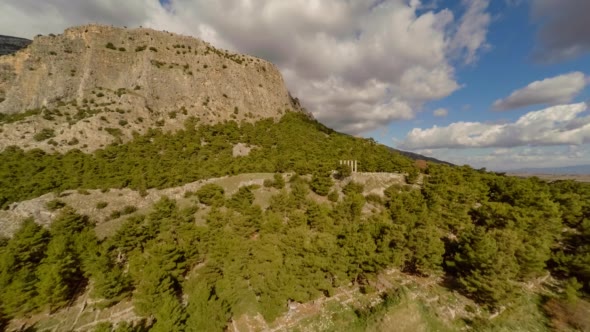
[{"x1": 1, "y1": 113, "x2": 589, "y2": 331}]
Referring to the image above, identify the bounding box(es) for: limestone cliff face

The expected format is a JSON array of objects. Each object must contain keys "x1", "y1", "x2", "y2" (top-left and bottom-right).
[{"x1": 0, "y1": 25, "x2": 299, "y2": 152}]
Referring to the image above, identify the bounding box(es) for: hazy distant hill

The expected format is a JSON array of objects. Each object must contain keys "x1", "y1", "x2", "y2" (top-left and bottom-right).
[
  {"x1": 508, "y1": 164, "x2": 590, "y2": 175},
  {"x1": 0, "y1": 35, "x2": 31, "y2": 55},
  {"x1": 387, "y1": 147, "x2": 454, "y2": 166}
]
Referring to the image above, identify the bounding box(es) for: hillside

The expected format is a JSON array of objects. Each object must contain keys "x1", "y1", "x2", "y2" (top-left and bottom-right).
[
  {"x1": 1, "y1": 25, "x2": 590, "y2": 332},
  {"x1": 0, "y1": 25, "x2": 299, "y2": 153},
  {"x1": 0, "y1": 35, "x2": 31, "y2": 56}
]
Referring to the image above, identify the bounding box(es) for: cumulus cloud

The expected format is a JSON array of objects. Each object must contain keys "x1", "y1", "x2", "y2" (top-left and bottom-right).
[
  {"x1": 433, "y1": 108, "x2": 448, "y2": 117},
  {"x1": 0, "y1": 0, "x2": 492, "y2": 134},
  {"x1": 493, "y1": 72, "x2": 588, "y2": 110},
  {"x1": 399, "y1": 102, "x2": 590, "y2": 149},
  {"x1": 0, "y1": 0, "x2": 164, "y2": 37},
  {"x1": 531, "y1": 0, "x2": 590, "y2": 62}
]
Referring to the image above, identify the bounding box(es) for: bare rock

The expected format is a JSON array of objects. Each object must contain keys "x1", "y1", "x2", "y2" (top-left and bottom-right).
[{"x1": 0, "y1": 25, "x2": 302, "y2": 153}]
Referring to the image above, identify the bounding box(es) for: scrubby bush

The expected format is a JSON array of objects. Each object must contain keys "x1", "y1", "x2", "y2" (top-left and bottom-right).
[
  {"x1": 343, "y1": 181, "x2": 364, "y2": 196},
  {"x1": 33, "y1": 128, "x2": 55, "y2": 141},
  {"x1": 121, "y1": 205, "x2": 137, "y2": 215},
  {"x1": 96, "y1": 201, "x2": 108, "y2": 209},
  {"x1": 334, "y1": 163, "x2": 352, "y2": 180},
  {"x1": 327, "y1": 190, "x2": 339, "y2": 202},
  {"x1": 196, "y1": 184, "x2": 225, "y2": 206},
  {"x1": 46, "y1": 199, "x2": 66, "y2": 211}
]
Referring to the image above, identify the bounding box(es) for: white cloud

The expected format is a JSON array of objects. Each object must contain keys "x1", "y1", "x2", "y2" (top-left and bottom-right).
[
  {"x1": 409, "y1": 145, "x2": 590, "y2": 170},
  {"x1": 449, "y1": 0, "x2": 491, "y2": 64},
  {"x1": 493, "y1": 72, "x2": 588, "y2": 110},
  {"x1": 0, "y1": 0, "x2": 492, "y2": 135},
  {"x1": 433, "y1": 108, "x2": 448, "y2": 117},
  {"x1": 399, "y1": 102, "x2": 590, "y2": 149}
]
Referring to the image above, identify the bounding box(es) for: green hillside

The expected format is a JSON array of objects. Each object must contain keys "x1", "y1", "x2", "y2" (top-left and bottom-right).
[
  {"x1": 1, "y1": 113, "x2": 590, "y2": 331},
  {"x1": 0, "y1": 112, "x2": 415, "y2": 209}
]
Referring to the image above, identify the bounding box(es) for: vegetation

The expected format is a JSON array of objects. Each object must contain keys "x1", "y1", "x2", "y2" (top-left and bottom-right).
[
  {"x1": 46, "y1": 199, "x2": 66, "y2": 211},
  {"x1": 33, "y1": 128, "x2": 55, "y2": 141},
  {"x1": 1, "y1": 112, "x2": 590, "y2": 330},
  {"x1": 0, "y1": 108, "x2": 42, "y2": 124},
  {"x1": 0, "y1": 113, "x2": 415, "y2": 209}
]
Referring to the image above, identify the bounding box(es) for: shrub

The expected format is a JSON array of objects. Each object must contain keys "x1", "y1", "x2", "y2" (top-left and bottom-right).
[
  {"x1": 343, "y1": 181, "x2": 364, "y2": 196},
  {"x1": 121, "y1": 205, "x2": 137, "y2": 215},
  {"x1": 105, "y1": 127, "x2": 123, "y2": 138},
  {"x1": 109, "y1": 210, "x2": 121, "y2": 219},
  {"x1": 33, "y1": 128, "x2": 55, "y2": 141},
  {"x1": 310, "y1": 171, "x2": 333, "y2": 196},
  {"x1": 405, "y1": 168, "x2": 420, "y2": 184},
  {"x1": 118, "y1": 47, "x2": 126, "y2": 52},
  {"x1": 365, "y1": 193, "x2": 383, "y2": 205},
  {"x1": 96, "y1": 201, "x2": 108, "y2": 209},
  {"x1": 272, "y1": 173, "x2": 285, "y2": 189},
  {"x1": 105, "y1": 42, "x2": 116, "y2": 50},
  {"x1": 327, "y1": 190, "x2": 339, "y2": 202},
  {"x1": 118, "y1": 120, "x2": 128, "y2": 126},
  {"x1": 149, "y1": 47, "x2": 158, "y2": 52},
  {"x1": 196, "y1": 183, "x2": 225, "y2": 206},
  {"x1": 46, "y1": 199, "x2": 66, "y2": 211},
  {"x1": 334, "y1": 163, "x2": 352, "y2": 180}
]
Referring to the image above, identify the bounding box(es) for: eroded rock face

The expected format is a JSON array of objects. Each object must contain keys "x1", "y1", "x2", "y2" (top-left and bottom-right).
[{"x1": 0, "y1": 25, "x2": 299, "y2": 152}]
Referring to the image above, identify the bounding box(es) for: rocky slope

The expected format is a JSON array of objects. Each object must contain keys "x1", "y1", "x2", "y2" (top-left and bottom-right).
[
  {"x1": 0, "y1": 25, "x2": 300, "y2": 153},
  {"x1": 0, "y1": 35, "x2": 31, "y2": 56}
]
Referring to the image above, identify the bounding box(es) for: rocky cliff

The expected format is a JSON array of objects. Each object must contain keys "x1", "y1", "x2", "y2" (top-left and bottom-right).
[
  {"x1": 0, "y1": 35, "x2": 31, "y2": 56},
  {"x1": 0, "y1": 25, "x2": 300, "y2": 152}
]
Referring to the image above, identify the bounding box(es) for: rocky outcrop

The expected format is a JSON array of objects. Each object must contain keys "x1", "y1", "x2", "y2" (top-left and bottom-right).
[
  {"x1": 0, "y1": 35, "x2": 31, "y2": 56},
  {"x1": 0, "y1": 25, "x2": 299, "y2": 152}
]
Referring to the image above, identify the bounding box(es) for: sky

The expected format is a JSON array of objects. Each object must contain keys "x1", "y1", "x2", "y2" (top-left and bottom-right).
[{"x1": 1, "y1": 0, "x2": 589, "y2": 170}]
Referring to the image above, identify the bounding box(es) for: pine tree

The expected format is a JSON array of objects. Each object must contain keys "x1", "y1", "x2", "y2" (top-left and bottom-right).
[
  {"x1": 35, "y1": 235, "x2": 80, "y2": 311},
  {"x1": 185, "y1": 279, "x2": 230, "y2": 332},
  {"x1": 150, "y1": 293, "x2": 187, "y2": 332},
  {"x1": 0, "y1": 218, "x2": 49, "y2": 315}
]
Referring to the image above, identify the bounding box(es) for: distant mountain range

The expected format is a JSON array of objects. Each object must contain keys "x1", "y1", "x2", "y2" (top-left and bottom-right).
[
  {"x1": 507, "y1": 164, "x2": 590, "y2": 175},
  {"x1": 0, "y1": 35, "x2": 31, "y2": 55},
  {"x1": 388, "y1": 147, "x2": 455, "y2": 166}
]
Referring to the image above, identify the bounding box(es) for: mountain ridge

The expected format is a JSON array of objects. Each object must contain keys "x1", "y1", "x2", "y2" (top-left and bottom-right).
[
  {"x1": 506, "y1": 164, "x2": 590, "y2": 175},
  {"x1": 0, "y1": 25, "x2": 301, "y2": 153},
  {"x1": 0, "y1": 35, "x2": 31, "y2": 56}
]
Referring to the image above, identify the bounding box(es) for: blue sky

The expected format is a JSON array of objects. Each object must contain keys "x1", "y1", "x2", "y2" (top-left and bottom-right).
[
  {"x1": 375, "y1": 1, "x2": 590, "y2": 169},
  {"x1": 364, "y1": 1, "x2": 590, "y2": 169},
  {"x1": 1, "y1": 0, "x2": 589, "y2": 170}
]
